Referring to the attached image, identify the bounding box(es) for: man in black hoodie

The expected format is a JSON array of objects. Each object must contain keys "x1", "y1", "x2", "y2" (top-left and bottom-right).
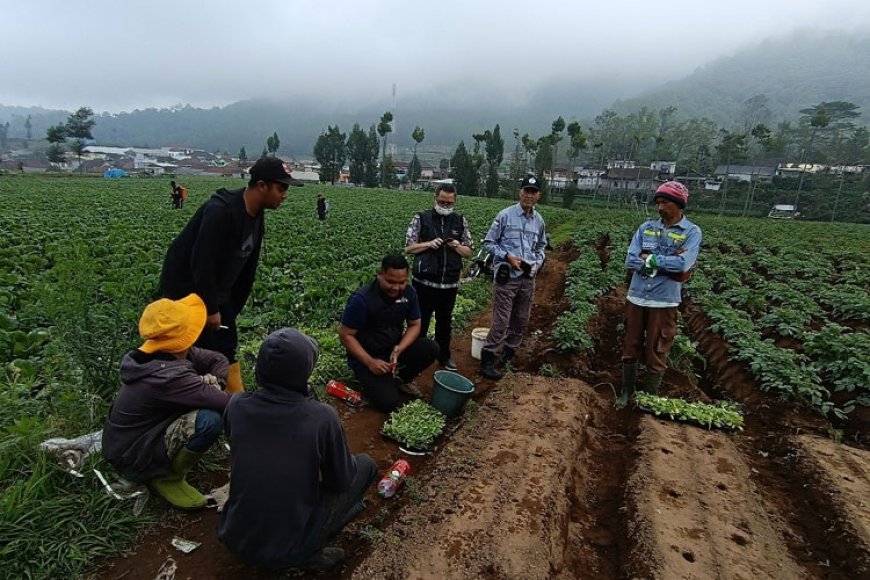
[
  {"x1": 159, "y1": 157, "x2": 301, "y2": 394},
  {"x1": 219, "y1": 328, "x2": 377, "y2": 571}
]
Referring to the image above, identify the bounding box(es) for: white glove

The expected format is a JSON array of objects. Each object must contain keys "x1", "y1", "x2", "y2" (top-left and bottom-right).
[
  {"x1": 201, "y1": 373, "x2": 223, "y2": 389},
  {"x1": 643, "y1": 254, "x2": 658, "y2": 277}
]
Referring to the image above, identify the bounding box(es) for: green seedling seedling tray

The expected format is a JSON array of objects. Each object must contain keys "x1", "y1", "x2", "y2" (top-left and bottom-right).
[{"x1": 635, "y1": 392, "x2": 744, "y2": 431}]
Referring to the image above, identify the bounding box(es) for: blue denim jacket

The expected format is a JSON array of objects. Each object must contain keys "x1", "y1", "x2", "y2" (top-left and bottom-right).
[
  {"x1": 484, "y1": 204, "x2": 547, "y2": 280},
  {"x1": 626, "y1": 215, "x2": 702, "y2": 305}
]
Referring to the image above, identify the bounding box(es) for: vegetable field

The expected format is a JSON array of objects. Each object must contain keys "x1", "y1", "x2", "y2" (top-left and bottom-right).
[{"x1": 0, "y1": 175, "x2": 868, "y2": 579}]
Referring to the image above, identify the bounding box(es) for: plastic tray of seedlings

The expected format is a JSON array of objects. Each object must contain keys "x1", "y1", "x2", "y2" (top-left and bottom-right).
[
  {"x1": 634, "y1": 392, "x2": 744, "y2": 431},
  {"x1": 381, "y1": 399, "x2": 446, "y2": 454}
]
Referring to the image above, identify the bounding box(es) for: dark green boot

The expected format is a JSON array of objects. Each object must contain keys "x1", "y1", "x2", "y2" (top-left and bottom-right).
[
  {"x1": 150, "y1": 448, "x2": 206, "y2": 510},
  {"x1": 643, "y1": 372, "x2": 664, "y2": 395},
  {"x1": 614, "y1": 361, "x2": 637, "y2": 409},
  {"x1": 498, "y1": 346, "x2": 516, "y2": 372}
]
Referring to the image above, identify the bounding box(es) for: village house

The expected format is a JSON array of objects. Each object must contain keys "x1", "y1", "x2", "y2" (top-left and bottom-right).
[{"x1": 715, "y1": 164, "x2": 777, "y2": 183}]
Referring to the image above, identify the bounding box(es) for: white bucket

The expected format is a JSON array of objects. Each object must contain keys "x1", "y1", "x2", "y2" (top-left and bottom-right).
[{"x1": 470, "y1": 327, "x2": 489, "y2": 360}]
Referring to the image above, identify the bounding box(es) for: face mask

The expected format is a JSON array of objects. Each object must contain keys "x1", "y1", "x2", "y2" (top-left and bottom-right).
[{"x1": 434, "y1": 204, "x2": 454, "y2": 216}]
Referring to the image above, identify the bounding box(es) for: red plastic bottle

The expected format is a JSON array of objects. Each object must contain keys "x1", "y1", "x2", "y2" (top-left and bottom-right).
[
  {"x1": 377, "y1": 460, "x2": 411, "y2": 498},
  {"x1": 326, "y1": 380, "x2": 362, "y2": 405}
]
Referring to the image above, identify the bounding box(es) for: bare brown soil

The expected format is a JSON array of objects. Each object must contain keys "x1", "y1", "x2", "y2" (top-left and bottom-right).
[{"x1": 90, "y1": 245, "x2": 870, "y2": 580}]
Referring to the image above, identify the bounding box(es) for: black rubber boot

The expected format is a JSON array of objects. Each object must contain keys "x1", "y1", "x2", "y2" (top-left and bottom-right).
[
  {"x1": 301, "y1": 547, "x2": 345, "y2": 571},
  {"x1": 614, "y1": 361, "x2": 638, "y2": 409},
  {"x1": 498, "y1": 346, "x2": 516, "y2": 372},
  {"x1": 480, "y1": 349, "x2": 503, "y2": 380},
  {"x1": 643, "y1": 372, "x2": 663, "y2": 395}
]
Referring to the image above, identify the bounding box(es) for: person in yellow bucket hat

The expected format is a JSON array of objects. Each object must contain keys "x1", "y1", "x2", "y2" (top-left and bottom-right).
[{"x1": 101, "y1": 293, "x2": 233, "y2": 509}]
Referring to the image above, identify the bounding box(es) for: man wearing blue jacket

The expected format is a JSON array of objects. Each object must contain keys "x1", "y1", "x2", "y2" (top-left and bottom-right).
[
  {"x1": 219, "y1": 328, "x2": 377, "y2": 571},
  {"x1": 479, "y1": 174, "x2": 548, "y2": 380},
  {"x1": 616, "y1": 181, "x2": 702, "y2": 408}
]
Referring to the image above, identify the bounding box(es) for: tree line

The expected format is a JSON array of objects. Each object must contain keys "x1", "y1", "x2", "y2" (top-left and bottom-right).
[{"x1": 309, "y1": 96, "x2": 868, "y2": 200}]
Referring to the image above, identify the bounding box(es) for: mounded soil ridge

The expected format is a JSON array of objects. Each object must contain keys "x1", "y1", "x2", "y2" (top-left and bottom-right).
[{"x1": 352, "y1": 373, "x2": 596, "y2": 579}]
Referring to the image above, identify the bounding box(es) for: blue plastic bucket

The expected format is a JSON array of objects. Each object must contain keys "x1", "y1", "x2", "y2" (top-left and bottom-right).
[{"x1": 431, "y1": 371, "x2": 475, "y2": 418}]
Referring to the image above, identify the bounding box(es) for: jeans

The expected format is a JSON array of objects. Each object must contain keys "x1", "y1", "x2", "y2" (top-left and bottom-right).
[{"x1": 185, "y1": 409, "x2": 223, "y2": 453}]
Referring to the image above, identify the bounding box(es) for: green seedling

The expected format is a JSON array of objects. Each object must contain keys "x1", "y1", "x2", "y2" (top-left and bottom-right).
[{"x1": 382, "y1": 399, "x2": 446, "y2": 450}]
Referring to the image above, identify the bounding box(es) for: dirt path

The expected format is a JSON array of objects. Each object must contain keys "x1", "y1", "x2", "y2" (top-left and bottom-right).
[{"x1": 90, "y1": 244, "x2": 870, "y2": 580}]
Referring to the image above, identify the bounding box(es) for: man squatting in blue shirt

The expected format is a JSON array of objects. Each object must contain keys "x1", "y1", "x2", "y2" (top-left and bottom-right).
[{"x1": 615, "y1": 181, "x2": 702, "y2": 408}]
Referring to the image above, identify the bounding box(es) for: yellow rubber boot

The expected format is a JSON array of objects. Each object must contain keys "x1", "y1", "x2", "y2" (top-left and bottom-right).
[{"x1": 225, "y1": 361, "x2": 245, "y2": 394}]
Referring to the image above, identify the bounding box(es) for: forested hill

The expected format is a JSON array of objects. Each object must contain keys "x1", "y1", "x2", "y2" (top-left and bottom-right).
[
  {"x1": 0, "y1": 81, "x2": 633, "y2": 157},
  {"x1": 612, "y1": 30, "x2": 870, "y2": 125}
]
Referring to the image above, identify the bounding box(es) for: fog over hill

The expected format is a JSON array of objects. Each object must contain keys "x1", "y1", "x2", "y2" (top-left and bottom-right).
[
  {"x1": 2, "y1": 29, "x2": 869, "y2": 157},
  {"x1": 613, "y1": 30, "x2": 870, "y2": 127}
]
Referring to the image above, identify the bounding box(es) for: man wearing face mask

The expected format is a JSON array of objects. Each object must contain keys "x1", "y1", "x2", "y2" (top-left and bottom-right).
[{"x1": 404, "y1": 184, "x2": 473, "y2": 372}]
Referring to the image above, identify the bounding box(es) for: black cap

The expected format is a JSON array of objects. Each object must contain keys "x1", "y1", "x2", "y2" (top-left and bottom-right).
[
  {"x1": 521, "y1": 174, "x2": 541, "y2": 191},
  {"x1": 249, "y1": 157, "x2": 303, "y2": 187}
]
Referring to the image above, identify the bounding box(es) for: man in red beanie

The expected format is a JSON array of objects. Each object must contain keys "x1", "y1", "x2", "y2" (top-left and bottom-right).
[{"x1": 615, "y1": 181, "x2": 702, "y2": 409}]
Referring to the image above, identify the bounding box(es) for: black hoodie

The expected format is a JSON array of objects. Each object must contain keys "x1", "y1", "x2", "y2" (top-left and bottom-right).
[
  {"x1": 159, "y1": 187, "x2": 263, "y2": 315},
  {"x1": 218, "y1": 329, "x2": 357, "y2": 568}
]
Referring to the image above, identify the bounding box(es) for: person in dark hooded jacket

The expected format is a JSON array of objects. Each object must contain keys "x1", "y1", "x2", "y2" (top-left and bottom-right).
[
  {"x1": 159, "y1": 157, "x2": 301, "y2": 394},
  {"x1": 102, "y1": 293, "x2": 231, "y2": 509},
  {"x1": 218, "y1": 328, "x2": 377, "y2": 572}
]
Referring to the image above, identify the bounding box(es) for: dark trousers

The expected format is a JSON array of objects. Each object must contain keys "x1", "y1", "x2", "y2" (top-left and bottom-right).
[
  {"x1": 413, "y1": 281, "x2": 459, "y2": 363},
  {"x1": 621, "y1": 302, "x2": 677, "y2": 374},
  {"x1": 195, "y1": 303, "x2": 239, "y2": 364},
  {"x1": 483, "y1": 275, "x2": 536, "y2": 354},
  {"x1": 352, "y1": 338, "x2": 439, "y2": 413},
  {"x1": 296, "y1": 453, "x2": 378, "y2": 562}
]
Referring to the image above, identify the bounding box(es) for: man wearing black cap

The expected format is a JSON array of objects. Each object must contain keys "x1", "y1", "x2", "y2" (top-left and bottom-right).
[
  {"x1": 219, "y1": 328, "x2": 377, "y2": 571},
  {"x1": 479, "y1": 174, "x2": 548, "y2": 380},
  {"x1": 159, "y1": 157, "x2": 302, "y2": 394}
]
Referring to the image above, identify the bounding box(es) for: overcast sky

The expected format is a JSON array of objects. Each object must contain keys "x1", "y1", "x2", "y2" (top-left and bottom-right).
[{"x1": 2, "y1": 0, "x2": 869, "y2": 114}]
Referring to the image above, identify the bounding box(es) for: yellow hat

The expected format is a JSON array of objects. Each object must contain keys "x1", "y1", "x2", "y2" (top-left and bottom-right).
[{"x1": 138, "y1": 294, "x2": 207, "y2": 354}]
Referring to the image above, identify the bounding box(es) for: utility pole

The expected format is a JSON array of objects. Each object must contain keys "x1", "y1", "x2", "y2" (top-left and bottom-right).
[
  {"x1": 392, "y1": 83, "x2": 398, "y2": 160},
  {"x1": 831, "y1": 166, "x2": 846, "y2": 223}
]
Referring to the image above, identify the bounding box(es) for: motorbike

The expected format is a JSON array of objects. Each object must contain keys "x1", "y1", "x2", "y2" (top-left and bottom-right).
[
  {"x1": 466, "y1": 234, "x2": 551, "y2": 280},
  {"x1": 468, "y1": 241, "x2": 494, "y2": 279}
]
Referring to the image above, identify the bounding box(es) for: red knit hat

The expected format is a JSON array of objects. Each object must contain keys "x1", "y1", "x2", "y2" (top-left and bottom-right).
[{"x1": 654, "y1": 181, "x2": 689, "y2": 209}]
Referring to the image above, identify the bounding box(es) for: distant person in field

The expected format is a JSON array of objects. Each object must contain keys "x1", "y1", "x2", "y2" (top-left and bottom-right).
[
  {"x1": 615, "y1": 181, "x2": 702, "y2": 409},
  {"x1": 101, "y1": 294, "x2": 231, "y2": 509},
  {"x1": 159, "y1": 157, "x2": 301, "y2": 394},
  {"x1": 218, "y1": 328, "x2": 377, "y2": 572},
  {"x1": 338, "y1": 254, "x2": 439, "y2": 413},
  {"x1": 170, "y1": 180, "x2": 183, "y2": 209},
  {"x1": 404, "y1": 183, "x2": 473, "y2": 372},
  {"x1": 317, "y1": 193, "x2": 327, "y2": 220},
  {"x1": 479, "y1": 174, "x2": 548, "y2": 381}
]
